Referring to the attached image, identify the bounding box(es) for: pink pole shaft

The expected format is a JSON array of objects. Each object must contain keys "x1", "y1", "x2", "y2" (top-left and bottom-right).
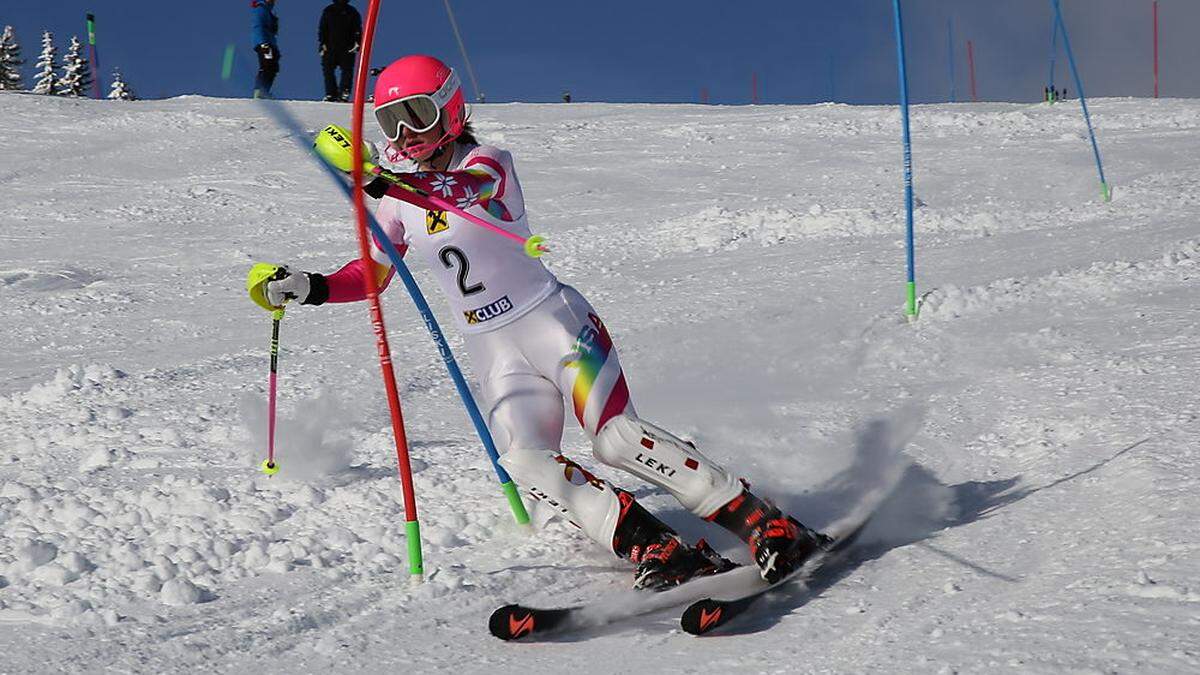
[
  {"x1": 423, "y1": 192, "x2": 527, "y2": 246},
  {"x1": 264, "y1": 313, "x2": 282, "y2": 468},
  {"x1": 382, "y1": 180, "x2": 541, "y2": 250},
  {"x1": 267, "y1": 370, "x2": 277, "y2": 464}
]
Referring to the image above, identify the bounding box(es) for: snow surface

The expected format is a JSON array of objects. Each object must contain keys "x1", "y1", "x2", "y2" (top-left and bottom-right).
[{"x1": 0, "y1": 92, "x2": 1198, "y2": 673}]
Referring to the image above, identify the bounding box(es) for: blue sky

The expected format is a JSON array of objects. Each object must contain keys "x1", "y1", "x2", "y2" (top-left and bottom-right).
[{"x1": 2, "y1": 1, "x2": 1197, "y2": 103}]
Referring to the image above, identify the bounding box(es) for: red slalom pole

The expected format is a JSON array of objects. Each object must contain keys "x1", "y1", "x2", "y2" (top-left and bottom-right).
[
  {"x1": 751, "y1": 72, "x2": 759, "y2": 104},
  {"x1": 349, "y1": 0, "x2": 425, "y2": 582},
  {"x1": 967, "y1": 40, "x2": 978, "y2": 102},
  {"x1": 1153, "y1": 0, "x2": 1159, "y2": 98}
]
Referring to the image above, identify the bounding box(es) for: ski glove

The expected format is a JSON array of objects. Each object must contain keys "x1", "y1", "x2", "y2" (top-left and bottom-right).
[{"x1": 266, "y1": 267, "x2": 330, "y2": 306}]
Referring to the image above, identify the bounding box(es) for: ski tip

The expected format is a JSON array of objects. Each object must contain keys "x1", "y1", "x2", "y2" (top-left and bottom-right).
[
  {"x1": 489, "y1": 604, "x2": 538, "y2": 641},
  {"x1": 680, "y1": 598, "x2": 725, "y2": 636}
]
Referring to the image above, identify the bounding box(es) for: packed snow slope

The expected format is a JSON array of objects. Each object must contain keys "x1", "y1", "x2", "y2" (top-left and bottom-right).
[{"x1": 1, "y1": 92, "x2": 1197, "y2": 673}]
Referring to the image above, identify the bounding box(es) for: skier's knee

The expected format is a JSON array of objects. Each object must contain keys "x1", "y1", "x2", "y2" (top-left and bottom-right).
[{"x1": 592, "y1": 414, "x2": 742, "y2": 517}]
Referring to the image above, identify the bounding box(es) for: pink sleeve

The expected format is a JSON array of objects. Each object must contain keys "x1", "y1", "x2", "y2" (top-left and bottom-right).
[{"x1": 324, "y1": 256, "x2": 401, "y2": 303}]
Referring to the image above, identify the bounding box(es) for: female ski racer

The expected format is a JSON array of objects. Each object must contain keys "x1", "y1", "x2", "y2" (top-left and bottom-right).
[{"x1": 262, "y1": 54, "x2": 829, "y2": 589}]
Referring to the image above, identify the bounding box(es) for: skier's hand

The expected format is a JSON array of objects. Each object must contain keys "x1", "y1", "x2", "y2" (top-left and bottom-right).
[
  {"x1": 349, "y1": 43, "x2": 360, "y2": 54},
  {"x1": 266, "y1": 266, "x2": 312, "y2": 306},
  {"x1": 319, "y1": 44, "x2": 327, "y2": 56}
]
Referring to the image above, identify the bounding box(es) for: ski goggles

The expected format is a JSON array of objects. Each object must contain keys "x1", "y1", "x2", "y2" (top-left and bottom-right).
[{"x1": 373, "y1": 69, "x2": 461, "y2": 141}]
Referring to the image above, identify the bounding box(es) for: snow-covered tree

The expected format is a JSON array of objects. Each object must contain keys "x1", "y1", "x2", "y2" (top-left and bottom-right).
[
  {"x1": 0, "y1": 25, "x2": 25, "y2": 91},
  {"x1": 56, "y1": 35, "x2": 92, "y2": 97},
  {"x1": 31, "y1": 31, "x2": 57, "y2": 95},
  {"x1": 107, "y1": 68, "x2": 135, "y2": 101}
]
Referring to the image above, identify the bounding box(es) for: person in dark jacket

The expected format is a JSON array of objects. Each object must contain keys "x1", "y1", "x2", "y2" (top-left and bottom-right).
[
  {"x1": 319, "y1": 0, "x2": 362, "y2": 101},
  {"x1": 251, "y1": 0, "x2": 280, "y2": 98}
]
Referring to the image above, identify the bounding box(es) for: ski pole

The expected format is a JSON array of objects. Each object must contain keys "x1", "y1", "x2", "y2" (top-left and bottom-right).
[
  {"x1": 262, "y1": 308, "x2": 284, "y2": 475},
  {"x1": 372, "y1": 170, "x2": 549, "y2": 258},
  {"x1": 246, "y1": 263, "x2": 286, "y2": 476}
]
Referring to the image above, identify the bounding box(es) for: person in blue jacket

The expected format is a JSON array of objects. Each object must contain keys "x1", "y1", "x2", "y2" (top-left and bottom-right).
[{"x1": 251, "y1": 0, "x2": 280, "y2": 98}]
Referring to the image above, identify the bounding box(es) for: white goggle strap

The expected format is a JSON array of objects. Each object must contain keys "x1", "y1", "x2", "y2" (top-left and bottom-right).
[{"x1": 430, "y1": 68, "x2": 461, "y2": 108}]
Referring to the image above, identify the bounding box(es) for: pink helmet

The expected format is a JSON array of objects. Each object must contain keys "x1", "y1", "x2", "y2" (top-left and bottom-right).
[{"x1": 373, "y1": 55, "x2": 466, "y2": 160}]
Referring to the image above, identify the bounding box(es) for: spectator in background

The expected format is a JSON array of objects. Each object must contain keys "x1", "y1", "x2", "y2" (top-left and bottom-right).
[
  {"x1": 251, "y1": 0, "x2": 280, "y2": 98},
  {"x1": 319, "y1": 0, "x2": 362, "y2": 102}
]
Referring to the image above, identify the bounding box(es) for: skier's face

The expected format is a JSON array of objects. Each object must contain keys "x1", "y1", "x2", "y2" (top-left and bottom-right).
[{"x1": 400, "y1": 122, "x2": 443, "y2": 162}]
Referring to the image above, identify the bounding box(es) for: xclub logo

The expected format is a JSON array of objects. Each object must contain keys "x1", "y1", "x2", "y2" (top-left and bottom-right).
[{"x1": 463, "y1": 296, "x2": 513, "y2": 325}]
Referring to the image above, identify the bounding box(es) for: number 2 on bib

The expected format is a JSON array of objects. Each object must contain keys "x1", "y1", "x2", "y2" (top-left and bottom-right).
[{"x1": 439, "y1": 246, "x2": 486, "y2": 296}]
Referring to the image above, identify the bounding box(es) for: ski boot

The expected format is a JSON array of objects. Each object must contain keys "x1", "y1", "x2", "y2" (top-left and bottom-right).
[
  {"x1": 613, "y1": 490, "x2": 737, "y2": 591},
  {"x1": 631, "y1": 537, "x2": 737, "y2": 591},
  {"x1": 708, "y1": 488, "x2": 833, "y2": 584}
]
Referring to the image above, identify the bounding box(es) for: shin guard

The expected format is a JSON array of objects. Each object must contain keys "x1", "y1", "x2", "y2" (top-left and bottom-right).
[
  {"x1": 498, "y1": 448, "x2": 622, "y2": 549},
  {"x1": 592, "y1": 414, "x2": 742, "y2": 518}
]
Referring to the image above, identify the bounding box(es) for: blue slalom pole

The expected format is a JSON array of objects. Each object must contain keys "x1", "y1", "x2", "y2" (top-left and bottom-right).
[
  {"x1": 1051, "y1": 0, "x2": 1111, "y2": 202},
  {"x1": 892, "y1": 0, "x2": 918, "y2": 320},
  {"x1": 1047, "y1": 11, "x2": 1059, "y2": 99},
  {"x1": 254, "y1": 97, "x2": 530, "y2": 525},
  {"x1": 827, "y1": 55, "x2": 836, "y2": 102},
  {"x1": 947, "y1": 17, "x2": 957, "y2": 103}
]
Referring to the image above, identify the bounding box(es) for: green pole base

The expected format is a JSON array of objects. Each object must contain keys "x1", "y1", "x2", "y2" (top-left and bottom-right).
[
  {"x1": 501, "y1": 481, "x2": 531, "y2": 525},
  {"x1": 1101, "y1": 182, "x2": 1112, "y2": 203},
  {"x1": 221, "y1": 44, "x2": 235, "y2": 81},
  {"x1": 905, "y1": 281, "x2": 918, "y2": 322},
  {"x1": 405, "y1": 520, "x2": 424, "y2": 580}
]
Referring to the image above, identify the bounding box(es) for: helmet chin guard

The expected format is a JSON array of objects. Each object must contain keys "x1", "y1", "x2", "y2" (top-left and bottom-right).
[{"x1": 387, "y1": 125, "x2": 458, "y2": 162}]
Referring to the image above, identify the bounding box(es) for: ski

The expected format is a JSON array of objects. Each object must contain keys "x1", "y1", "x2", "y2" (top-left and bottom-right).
[
  {"x1": 488, "y1": 562, "x2": 765, "y2": 641},
  {"x1": 489, "y1": 604, "x2": 578, "y2": 640},
  {"x1": 491, "y1": 445, "x2": 908, "y2": 642},
  {"x1": 679, "y1": 517, "x2": 873, "y2": 636}
]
